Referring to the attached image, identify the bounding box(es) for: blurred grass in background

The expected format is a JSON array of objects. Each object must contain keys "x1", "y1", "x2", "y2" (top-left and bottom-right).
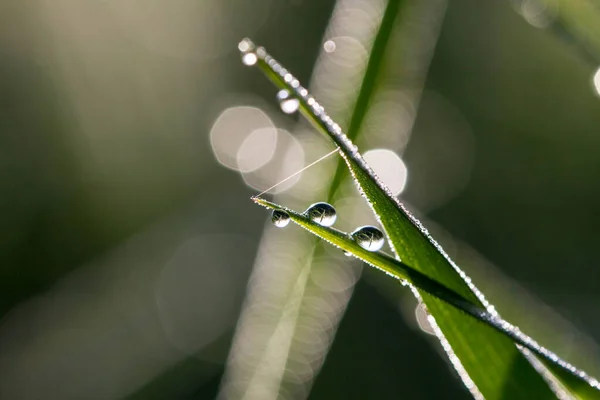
[{"x1": 1, "y1": 0, "x2": 600, "y2": 399}]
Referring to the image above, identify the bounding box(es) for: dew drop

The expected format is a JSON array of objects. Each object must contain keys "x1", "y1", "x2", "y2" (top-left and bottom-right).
[
  {"x1": 238, "y1": 38, "x2": 258, "y2": 66},
  {"x1": 271, "y1": 210, "x2": 290, "y2": 228},
  {"x1": 242, "y1": 52, "x2": 258, "y2": 66},
  {"x1": 343, "y1": 250, "x2": 352, "y2": 257},
  {"x1": 238, "y1": 38, "x2": 252, "y2": 53},
  {"x1": 304, "y1": 202, "x2": 337, "y2": 227},
  {"x1": 323, "y1": 40, "x2": 336, "y2": 53},
  {"x1": 276, "y1": 90, "x2": 300, "y2": 114},
  {"x1": 351, "y1": 226, "x2": 384, "y2": 251}
]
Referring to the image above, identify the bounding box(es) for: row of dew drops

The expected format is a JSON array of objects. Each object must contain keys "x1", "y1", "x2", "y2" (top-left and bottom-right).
[
  {"x1": 241, "y1": 40, "x2": 385, "y2": 255},
  {"x1": 240, "y1": 39, "x2": 302, "y2": 115},
  {"x1": 272, "y1": 203, "x2": 385, "y2": 253}
]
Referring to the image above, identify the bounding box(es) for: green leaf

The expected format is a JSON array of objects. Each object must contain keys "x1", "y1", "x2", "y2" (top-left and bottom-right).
[{"x1": 242, "y1": 39, "x2": 600, "y2": 399}]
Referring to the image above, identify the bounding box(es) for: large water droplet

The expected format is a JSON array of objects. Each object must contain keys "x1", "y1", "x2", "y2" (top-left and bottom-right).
[
  {"x1": 271, "y1": 210, "x2": 290, "y2": 228},
  {"x1": 351, "y1": 226, "x2": 384, "y2": 251},
  {"x1": 276, "y1": 90, "x2": 300, "y2": 114},
  {"x1": 304, "y1": 202, "x2": 337, "y2": 227}
]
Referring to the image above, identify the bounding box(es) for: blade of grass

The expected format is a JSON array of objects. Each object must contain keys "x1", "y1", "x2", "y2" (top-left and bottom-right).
[
  {"x1": 255, "y1": 197, "x2": 487, "y2": 313},
  {"x1": 242, "y1": 39, "x2": 600, "y2": 399},
  {"x1": 341, "y1": 151, "x2": 600, "y2": 399},
  {"x1": 254, "y1": 196, "x2": 599, "y2": 396}
]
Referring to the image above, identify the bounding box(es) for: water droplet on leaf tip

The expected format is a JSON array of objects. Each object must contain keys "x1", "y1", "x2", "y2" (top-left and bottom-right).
[
  {"x1": 304, "y1": 202, "x2": 337, "y2": 227},
  {"x1": 276, "y1": 89, "x2": 300, "y2": 114},
  {"x1": 242, "y1": 52, "x2": 258, "y2": 66},
  {"x1": 271, "y1": 210, "x2": 290, "y2": 228},
  {"x1": 351, "y1": 226, "x2": 384, "y2": 251},
  {"x1": 238, "y1": 38, "x2": 253, "y2": 53}
]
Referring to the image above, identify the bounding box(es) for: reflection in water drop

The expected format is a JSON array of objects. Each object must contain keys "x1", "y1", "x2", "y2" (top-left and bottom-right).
[
  {"x1": 271, "y1": 210, "x2": 290, "y2": 228},
  {"x1": 304, "y1": 202, "x2": 337, "y2": 227},
  {"x1": 242, "y1": 52, "x2": 258, "y2": 66},
  {"x1": 276, "y1": 90, "x2": 300, "y2": 114},
  {"x1": 351, "y1": 226, "x2": 384, "y2": 251}
]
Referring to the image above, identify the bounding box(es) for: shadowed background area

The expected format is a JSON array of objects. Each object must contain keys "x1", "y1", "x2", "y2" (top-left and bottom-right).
[{"x1": 1, "y1": 0, "x2": 600, "y2": 399}]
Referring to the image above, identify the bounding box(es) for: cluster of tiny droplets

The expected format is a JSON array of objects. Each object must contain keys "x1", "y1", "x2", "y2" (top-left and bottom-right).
[
  {"x1": 241, "y1": 38, "x2": 600, "y2": 392},
  {"x1": 239, "y1": 38, "x2": 359, "y2": 156},
  {"x1": 470, "y1": 297, "x2": 600, "y2": 389},
  {"x1": 519, "y1": 347, "x2": 572, "y2": 400},
  {"x1": 412, "y1": 288, "x2": 483, "y2": 400},
  {"x1": 493, "y1": 317, "x2": 600, "y2": 388}
]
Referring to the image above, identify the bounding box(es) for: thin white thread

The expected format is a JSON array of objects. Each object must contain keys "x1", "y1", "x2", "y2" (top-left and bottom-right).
[{"x1": 253, "y1": 147, "x2": 340, "y2": 198}]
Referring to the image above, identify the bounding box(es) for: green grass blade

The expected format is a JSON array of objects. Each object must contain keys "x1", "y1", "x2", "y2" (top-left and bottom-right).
[
  {"x1": 344, "y1": 157, "x2": 600, "y2": 400},
  {"x1": 255, "y1": 196, "x2": 600, "y2": 399},
  {"x1": 254, "y1": 197, "x2": 488, "y2": 314},
  {"x1": 241, "y1": 39, "x2": 600, "y2": 399}
]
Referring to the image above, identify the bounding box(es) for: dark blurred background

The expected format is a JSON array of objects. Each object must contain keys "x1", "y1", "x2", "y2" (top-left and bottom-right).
[{"x1": 1, "y1": 0, "x2": 600, "y2": 399}]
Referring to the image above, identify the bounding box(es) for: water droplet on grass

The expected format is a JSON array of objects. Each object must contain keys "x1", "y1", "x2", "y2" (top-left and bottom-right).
[
  {"x1": 351, "y1": 226, "x2": 384, "y2": 251},
  {"x1": 276, "y1": 90, "x2": 300, "y2": 114},
  {"x1": 238, "y1": 39, "x2": 258, "y2": 66},
  {"x1": 242, "y1": 52, "x2": 258, "y2": 66},
  {"x1": 304, "y1": 202, "x2": 337, "y2": 227},
  {"x1": 238, "y1": 38, "x2": 253, "y2": 53},
  {"x1": 271, "y1": 210, "x2": 290, "y2": 228}
]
